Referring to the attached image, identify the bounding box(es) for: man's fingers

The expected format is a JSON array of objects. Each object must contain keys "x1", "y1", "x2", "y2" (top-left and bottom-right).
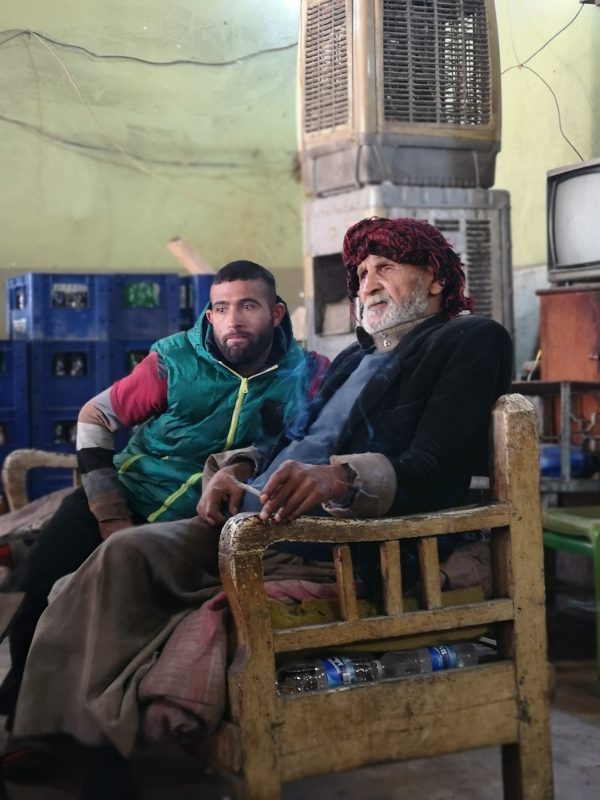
[
  {"x1": 227, "y1": 487, "x2": 245, "y2": 516},
  {"x1": 259, "y1": 478, "x2": 297, "y2": 520},
  {"x1": 274, "y1": 487, "x2": 320, "y2": 522},
  {"x1": 197, "y1": 492, "x2": 226, "y2": 525},
  {"x1": 203, "y1": 506, "x2": 227, "y2": 525},
  {"x1": 260, "y1": 461, "x2": 297, "y2": 499},
  {"x1": 261, "y1": 480, "x2": 319, "y2": 522}
]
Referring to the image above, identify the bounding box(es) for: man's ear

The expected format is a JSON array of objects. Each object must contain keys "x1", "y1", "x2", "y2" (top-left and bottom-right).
[
  {"x1": 272, "y1": 302, "x2": 286, "y2": 327},
  {"x1": 429, "y1": 279, "x2": 444, "y2": 297},
  {"x1": 425, "y1": 267, "x2": 444, "y2": 297},
  {"x1": 205, "y1": 308, "x2": 213, "y2": 324}
]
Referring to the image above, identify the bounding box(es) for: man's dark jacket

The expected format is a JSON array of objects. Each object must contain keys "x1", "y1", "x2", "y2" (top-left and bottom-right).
[{"x1": 261, "y1": 312, "x2": 513, "y2": 517}]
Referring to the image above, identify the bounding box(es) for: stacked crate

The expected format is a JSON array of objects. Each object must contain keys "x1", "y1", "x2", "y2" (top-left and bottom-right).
[
  {"x1": 3, "y1": 272, "x2": 181, "y2": 501},
  {"x1": 179, "y1": 274, "x2": 212, "y2": 331},
  {"x1": 0, "y1": 340, "x2": 29, "y2": 502}
]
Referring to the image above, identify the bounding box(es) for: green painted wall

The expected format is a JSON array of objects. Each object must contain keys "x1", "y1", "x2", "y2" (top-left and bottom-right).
[
  {"x1": 0, "y1": 0, "x2": 305, "y2": 327},
  {"x1": 1, "y1": 0, "x2": 600, "y2": 333},
  {"x1": 495, "y1": 0, "x2": 600, "y2": 270}
]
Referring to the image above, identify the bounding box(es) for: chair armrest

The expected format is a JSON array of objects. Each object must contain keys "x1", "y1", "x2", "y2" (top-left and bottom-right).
[
  {"x1": 1, "y1": 449, "x2": 79, "y2": 511},
  {"x1": 219, "y1": 503, "x2": 508, "y2": 560}
]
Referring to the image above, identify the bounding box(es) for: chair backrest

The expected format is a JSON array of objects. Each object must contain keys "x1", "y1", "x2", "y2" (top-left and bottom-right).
[
  {"x1": 209, "y1": 394, "x2": 553, "y2": 800},
  {"x1": 1, "y1": 449, "x2": 79, "y2": 511}
]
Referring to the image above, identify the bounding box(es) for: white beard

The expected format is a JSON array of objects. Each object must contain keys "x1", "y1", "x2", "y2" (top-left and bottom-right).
[{"x1": 361, "y1": 285, "x2": 430, "y2": 335}]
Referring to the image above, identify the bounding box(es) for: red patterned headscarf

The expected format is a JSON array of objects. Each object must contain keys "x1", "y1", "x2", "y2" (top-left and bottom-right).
[{"x1": 342, "y1": 217, "x2": 473, "y2": 317}]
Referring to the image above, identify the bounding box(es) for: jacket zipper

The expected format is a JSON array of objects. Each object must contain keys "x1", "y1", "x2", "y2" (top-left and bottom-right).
[
  {"x1": 221, "y1": 362, "x2": 278, "y2": 450},
  {"x1": 134, "y1": 361, "x2": 279, "y2": 520}
]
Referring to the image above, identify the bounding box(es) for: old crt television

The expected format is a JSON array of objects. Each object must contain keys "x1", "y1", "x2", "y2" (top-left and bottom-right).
[{"x1": 547, "y1": 157, "x2": 600, "y2": 283}]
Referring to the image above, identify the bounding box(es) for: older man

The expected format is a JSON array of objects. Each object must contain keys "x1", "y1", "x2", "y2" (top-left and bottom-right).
[{"x1": 10, "y1": 218, "x2": 512, "y2": 795}]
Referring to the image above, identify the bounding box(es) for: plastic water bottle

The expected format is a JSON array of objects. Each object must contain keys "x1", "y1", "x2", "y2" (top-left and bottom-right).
[
  {"x1": 276, "y1": 655, "x2": 382, "y2": 695},
  {"x1": 379, "y1": 643, "x2": 478, "y2": 678}
]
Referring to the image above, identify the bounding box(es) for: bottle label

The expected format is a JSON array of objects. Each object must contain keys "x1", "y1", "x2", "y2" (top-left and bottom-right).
[
  {"x1": 426, "y1": 645, "x2": 457, "y2": 671},
  {"x1": 321, "y1": 656, "x2": 356, "y2": 688}
]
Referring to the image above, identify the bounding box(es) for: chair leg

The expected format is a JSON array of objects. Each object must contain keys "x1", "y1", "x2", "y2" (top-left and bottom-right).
[
  {"x1": 501, "y1": 740, "x2": 553, "y2": 800},
  {"x1": 229, "y1": 772, "x2": 282, "y2": 800}
]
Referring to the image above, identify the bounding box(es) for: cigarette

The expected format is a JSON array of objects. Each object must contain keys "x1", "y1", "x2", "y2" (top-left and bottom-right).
[{"x1": 233, "y1": 478, "x2": 262, "y2": 498}]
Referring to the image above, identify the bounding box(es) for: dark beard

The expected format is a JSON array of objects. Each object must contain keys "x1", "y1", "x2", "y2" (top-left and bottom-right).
[{"x1": 218, "y1": 326, "x2": 274, "y2": 368}]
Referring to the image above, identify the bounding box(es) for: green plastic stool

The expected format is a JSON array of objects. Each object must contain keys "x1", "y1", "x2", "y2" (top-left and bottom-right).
[{"x1": 542, "y1": 506, "x2": 600, "y2": 696}]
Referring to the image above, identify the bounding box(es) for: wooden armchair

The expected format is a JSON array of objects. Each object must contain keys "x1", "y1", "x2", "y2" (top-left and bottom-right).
[
  {"x1": 203, "y1": 394, "x2": 553, "y2": 799},
  {"x1": 1, "y1": 448, "x2": 78, "y2": 512}
]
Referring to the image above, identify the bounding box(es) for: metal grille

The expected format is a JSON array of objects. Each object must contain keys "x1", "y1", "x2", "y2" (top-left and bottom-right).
[
  {"x1": 304, "y1": 0, "x2": 349, "y2": 133},
  {"x1": 464, "y1": 218, "x2": 493, "y2": 317},
  {"x1": 433, "y1": 217, "x2": 493, "y2": 317},
  {"x1": 383, "y1": 0, "x2": 492, "y2": 125}
]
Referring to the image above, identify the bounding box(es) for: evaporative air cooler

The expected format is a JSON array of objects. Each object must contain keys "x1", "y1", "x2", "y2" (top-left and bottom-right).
[
  {"x1": 299, "y1": 0, "x2": 502, "y2": 195},
  {"x1": 298, "y1": 0, "x2": 511, "y2": 358}
]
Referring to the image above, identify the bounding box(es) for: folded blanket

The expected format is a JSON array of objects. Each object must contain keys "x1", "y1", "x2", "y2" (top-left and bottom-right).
[{"x1": 138, "y1": 579, "x2": 340, "y2": 744}]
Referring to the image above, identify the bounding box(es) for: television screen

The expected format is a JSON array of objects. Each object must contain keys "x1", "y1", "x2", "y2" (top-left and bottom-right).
[{"x1": 547, "y1": 157, "x2": 600, "y2": 283}]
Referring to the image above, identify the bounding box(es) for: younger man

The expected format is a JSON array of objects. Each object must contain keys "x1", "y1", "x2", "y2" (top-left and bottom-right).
[{"x1": 0, "y1": 260, "x2": 325, "y2": 728}]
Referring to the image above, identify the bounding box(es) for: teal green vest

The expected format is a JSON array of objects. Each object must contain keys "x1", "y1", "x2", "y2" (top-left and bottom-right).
[{"x1": 113, "y1": 317, "x2": 310, "y2": 522}]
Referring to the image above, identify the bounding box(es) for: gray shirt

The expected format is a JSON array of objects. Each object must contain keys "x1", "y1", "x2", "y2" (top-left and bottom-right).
[{"x1": 240, "y1": 349, "x2": 391, "y2": 513}]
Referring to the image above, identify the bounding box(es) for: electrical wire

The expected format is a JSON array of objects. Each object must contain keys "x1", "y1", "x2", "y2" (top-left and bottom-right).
[
  {"x1": 21, "y1": 32, "x2": 289, "y2": 207},
  {"x1": 0, "y1": 30, "x2": 23, "y2": 47},
  {"x1": 502, "y1": 4, "x2": 585, "y2": 74},
  {"x1": 0, "y1": 111, "x2": 291, "y2": 175},
  {"x1": 29, "y1": 31, "x2": 155, "y2": 179},
  {"x1": 0, "y1": 28, "x2": 297, "y2": 67},
  {"x1": 501, "y1": 4, "x2": 584, "y2": 76},
  {"x1": 0, "y1": 28, "x2": 297, "y2": 186},
  {"x1": 504, "y1": 2, "x2": 522, "y2": 66},
  {"x1": 517, "y1": 65, "x2": 584, "y2": 162},
  {"x1": 500, "y1": 4, "x2": 587, "y2": 162}
]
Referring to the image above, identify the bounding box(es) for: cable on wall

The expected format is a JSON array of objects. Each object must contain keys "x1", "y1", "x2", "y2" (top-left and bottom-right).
[
  {"x1": 0, "y1": 28, "x2": 298, "y2": 67},
  {"x1": 501, "y1": 4, "x2": 584, "y2": 74},
  {"x1": 501, "y1": 4, "x2": 587, "y2": 162},
  {"x1": 0, "y1": 30, "x2": 294, "y2": 192},
  {"x1": 0, "y1": 111, "x2": 292, "y2": 176},
  {"x1": 520, "y1": 65, "x2": 584, "y2": 162},
  {"x1": 15, "y1": 32, "x2": 290, "y2": 207}
]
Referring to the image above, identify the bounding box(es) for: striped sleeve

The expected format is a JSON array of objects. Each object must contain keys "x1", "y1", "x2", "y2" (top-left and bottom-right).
[{"x1": 77, "y1": 351, "x2": 168, "y2": 523}]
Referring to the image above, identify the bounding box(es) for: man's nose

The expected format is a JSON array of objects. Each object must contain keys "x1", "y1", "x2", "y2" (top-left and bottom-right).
[
  {"x1": 361, "y1": 267, "x2": 381, "y2": 296},
  {"x1": 226, "y1": 308, "x2": 243, "y2": 327}
]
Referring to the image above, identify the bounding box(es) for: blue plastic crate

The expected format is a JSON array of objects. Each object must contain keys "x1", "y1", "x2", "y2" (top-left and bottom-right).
[
  {"x1": 30, "y1": 341, "x2": 111, "y2": 411},
  {"x1": 0, "y1": 340, "x2": 28, "y2": 409},
  {"x1": 0, "y1": 407, "x2": 30, "y2": 479},
  {"x1": 31, "y1": 408, "x2": 78, "y2": 454},
  {"x1": 7, "y1": 273, "x2": 181, "y2": 341},
  {"x1": 6, "y1": 273, "x2": 111, "y2": 341},
  {"x1": 179, "y1": 276, "x2": 193, "y2": 331},
  {"x1": 108, "y1": 340, "x2": 154, "y2": 383},
  {"x1": 27, "y1": 468, "x2": 76, "y2": 502},
  {"x1": 179, "y1": 274, "x2": 212, "y2": 330},
  {"x1": 107, "y1": 274, "x2": 180, "y2": 340}
]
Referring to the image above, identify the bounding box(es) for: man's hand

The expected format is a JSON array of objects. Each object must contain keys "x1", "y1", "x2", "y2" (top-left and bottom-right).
[
  {"x1": 196, "y1": 464, "x2": 252, "y2": 525},
  {"x1": 99, "y1": 518, "x2": 134, "y2": 540},
  {"x1": 258, "y1": 461, "x2": 349, "y2": 523}
]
